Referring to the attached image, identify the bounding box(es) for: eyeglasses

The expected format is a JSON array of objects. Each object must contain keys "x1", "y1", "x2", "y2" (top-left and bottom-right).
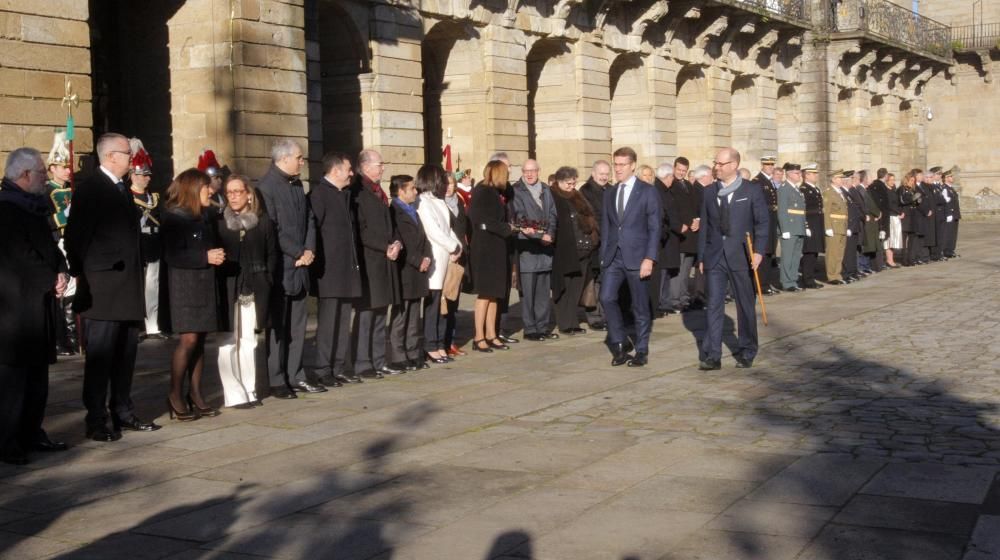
[
  {"x1": 110, "y1": 150, "x2": 133, "y2": 157},
  {"x1": 713, "y1": 161, "x2": 735, "y2": 167}
]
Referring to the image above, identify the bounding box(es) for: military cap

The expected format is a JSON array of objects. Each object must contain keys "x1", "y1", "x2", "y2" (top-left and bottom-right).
[
  {"x1": 841, "y1": 170, "x2": 855, "y2": 178},
  {"x1": 942, "y1": 166, "x2": 955, "y2": 178},
  {"x1": 760, "y1": 155, "x2": 777, "y2": 165},
  {"x1": 782, "y1": 162, "x2": 801, "y2": 171},
  {"x1": 828, "y1": 168, "x2": 843, "y2": 178},
  {"x1": 803, "y1": 162, "x2": 819, "y2": 173},
  {"x1": 928, "y1": 166, "x2": 943, "y2": 174}
]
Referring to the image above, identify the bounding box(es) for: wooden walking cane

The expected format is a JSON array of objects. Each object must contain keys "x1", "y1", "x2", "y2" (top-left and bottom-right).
[{"x1": 746, "y1": 232, "x2": 768, "y2": 326}]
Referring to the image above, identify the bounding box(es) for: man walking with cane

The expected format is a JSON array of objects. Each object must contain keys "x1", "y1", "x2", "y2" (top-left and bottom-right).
[{"x1": 697, "y1": 148, "x2": 770, "y2": 370}]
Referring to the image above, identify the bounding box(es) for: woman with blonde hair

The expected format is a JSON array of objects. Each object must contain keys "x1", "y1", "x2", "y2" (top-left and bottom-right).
[
  {"x1": 215, "y1": 175, "x2": 278, "y2": 408},
  {"x1": 468, "y1": 161, "x2": 516, "y2": 352},
  {"x1": 161, "y1": 169, "x2": 225, "y2": 421}
]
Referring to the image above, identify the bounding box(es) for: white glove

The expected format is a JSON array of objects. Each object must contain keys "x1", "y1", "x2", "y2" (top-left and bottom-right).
[
  {"x1": 825, "y1": 229, "x2": 834, "y2": 237},
  {"x1": 879, "y1": 231, "x2": 886, "y2": 240},
  {"x1": 782, "y1": 231, "x2": 791, "y2": 240},
  {"x1": 806, "y1": 228, "x2": 812, "y2": 238},
  {"x1": 946, "y1": 215, "x2": 953, "y2": 223},
  {"x1": 846, "y1": 229, "x2": 852, "y2": 237}
]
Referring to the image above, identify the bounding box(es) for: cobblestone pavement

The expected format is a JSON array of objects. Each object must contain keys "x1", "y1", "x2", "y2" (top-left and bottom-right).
[{"x1": 2, "y1": 222, "x2": 1000, "y2": 560}]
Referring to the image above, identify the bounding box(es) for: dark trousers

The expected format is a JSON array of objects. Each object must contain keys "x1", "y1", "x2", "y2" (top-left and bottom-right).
[
  {"x1": 584, "y1": 272, "x2": 604, "y2": 326},
  {"x1": 945, "y1": 222, "x2": 959, "y2": 256},
  {"x1": 353, "y1": 306, "x2": 388, "y2": 372},
  {"x1": 647, "y1": 260, "x2": 664, "y2": 314},
  {"x1": 600, "y1": 250, "x2": 652, "y2": 353},
  {"x1": 931, "y1": 218, "x2": 946, "y2": 259},
  {"x1": 668, "y1": 253, "x2": 695, "y2": 309},
  {"x1": 842, "y1": 235, "x2": 859, "y2": 278},
  {"x1": 444, "y1": 296, "x2": 459, "y2": 349},
  {"x1": 764, "y1": 253, "x2": 781, "y2": 290},
  {"x1": 390, "y1": 299, "x2": 423, "y2": 363},
  {"x1": 423, "y1": 290, "x2": 445, "y2": 352},
  {"x1": 519, "y1": 271, "x2": 552, "y2": 335},
  {"x1": 82, "y1": 318, "x2": 139, "y2": 427},
  {"x1": 266, "y1": 292, "x2": 307, "y2": 388},
  {"x1": 701, "y1": 259, "x2": 757, "y2": 363},
  {"x1": 314, "y1": 297, "x2": 354, "y2": 379},
  {"x1": 800, "y1": 253, "x2": 819, "y2": 287},
  {"x1": 0, "y1": 363, "x2": 47, "y2": 454},
  {"x1": 555, "y1": 256, "x2": 588, "y2": 331},
  {"x1": 906, "y1": 233, "x2": 923, "y2": 264}
]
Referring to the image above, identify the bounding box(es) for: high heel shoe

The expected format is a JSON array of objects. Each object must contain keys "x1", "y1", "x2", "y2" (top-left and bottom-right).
[
  {"x1": 471, "y1": 339, "x2": 493, "y2": 353},
  {"x1": 489, "y1": 338, "x2": 510, "y2": 351},
  {"x1": 187, "y1": 395, "x2": 221, "y2": 418},
  {"x1": 166, "y1": 397, "x2": 199, "y2": 422},
  {"x1": 426, "y1": 352, "x2": 450, "y2": 364}
]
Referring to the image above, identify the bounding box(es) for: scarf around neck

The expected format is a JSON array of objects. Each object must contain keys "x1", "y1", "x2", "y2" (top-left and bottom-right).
[
  {"x1": 0, "y1": 178, "x2": 51, "y2": 216},
  {"x1": 717, "y1": 176, "x2": 742, "y2": 198},
  {"x1": 224, "y1": 206, "x2": 259, "y2": 232}
]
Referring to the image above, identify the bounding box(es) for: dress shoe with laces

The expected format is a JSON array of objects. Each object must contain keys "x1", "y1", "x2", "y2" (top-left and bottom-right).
[
  {"x1": 270, "y1": 385, "x2": 298, "y2": 399},
  {"x1": 699, "y1": 358, "x2": 722, "y2": 371},
  {"x1": 34, "y1": 433, "x2": 68, "y2": 452},
  {"x1": 377, "y1": 365, "x2": 404, "y2": 376},
  {"x1": 86, "y1": 425, "x2": 123, "y2": 442},
  {"x1": 293, "y1": 380, "x2": 327, "y2": 393},
  {"x1": 318, "y1": 376, "x2": 344, "y2": 388},
  {"x1": 609, "y1": 343, "x2": 633, "y2": 367},
  {"x1": 334, "y1": 373, "x2": 362, "y2": 384},
  {"x1": 113, "y1": 416, "x2": 161, "y2": 432},
  {"x1": 627, "y1": 352, "x2": 648, "y2": 367}
]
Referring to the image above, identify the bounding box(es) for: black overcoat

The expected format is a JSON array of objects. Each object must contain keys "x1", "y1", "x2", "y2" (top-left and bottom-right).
[
  {"x1": 800, "y1": 182, "x2": 825, "y2": 254},
  {"x1": 256, "y1": 164, "x2": 314, "y2": 297},
  {"x1": 468, "y1": 184, "x2": 512, "y2": 299},
  {"x1": 352, "y1": 177, "x2": 399, "y2": 309},
  {"x1": 389, "y1": 201, "x2": 431, "y2": 301},
  {"x1": 216, "y1": 209, "x2": 278, "y2": 331},
  {"x1": 63, "y1": 169, "x2": 144, "y2": 321},
  {"x1": 0, "y1": 183, "x2": 66, "y2": 366},
  {"x1": 309, "y1": 179, "x2": 362, "y2": 300},
  {"x1": 655, "y1": 178, "x2": 682, "y2": 270}
]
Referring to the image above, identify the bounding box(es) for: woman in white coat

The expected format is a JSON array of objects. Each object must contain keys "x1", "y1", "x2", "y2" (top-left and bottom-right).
[{"x1": 416, "y1": 165, "x2": 463, "y2": 364}]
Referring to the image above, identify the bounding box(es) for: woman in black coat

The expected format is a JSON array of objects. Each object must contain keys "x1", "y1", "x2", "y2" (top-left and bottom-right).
[
  {"x1": 468, "y1": 161, "x2": 517, "y2": 353},
  {"x1": 215, "y1": 175, "x2": 277, "y2": 408},
  {"x1": 161, "y1": 169, "x2": 226, "y2": 421},
  {"x1": 550, "y1": 167, "x2": 598, "y2": 335}
]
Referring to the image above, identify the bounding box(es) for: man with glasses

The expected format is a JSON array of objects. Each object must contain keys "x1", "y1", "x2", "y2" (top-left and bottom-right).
[
  {"x1": 697, "y1": 148, "x2": 769, "y2": 370},
  {"x1": 256, "y1": 139, "x2": 325, "y2": 398},
  {"x1": 65, "y1": 133, "x2": 160, "y2": 441}
]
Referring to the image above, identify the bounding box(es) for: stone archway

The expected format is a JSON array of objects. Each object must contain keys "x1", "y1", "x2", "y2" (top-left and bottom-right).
[
  {"x1": 527, "y1": 38, "x2": 577, "y2": 168},
  {"x1": 675, "y1": 65, "x2": 714, "y2": 164},
  {"x1": 730, "y1": 75, "x2": 761, "y2": 165},
  {"x1": 306, "y1": 0, "x2": 368, "y2": 176},
  {"x1": 421, "y1": 21, "x2": 487, "y2": 173}
]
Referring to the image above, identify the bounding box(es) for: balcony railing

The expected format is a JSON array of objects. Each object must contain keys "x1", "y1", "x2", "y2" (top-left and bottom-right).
[
  {"x1": 833, "y1": 0, "x2": 951, "y2": 59},
  {"x1": 951, "y1": 23, "x2": 1000, "y2": 50},
  {"x1": 710, "y1": 0, "x2": 810, "y2": 26}
]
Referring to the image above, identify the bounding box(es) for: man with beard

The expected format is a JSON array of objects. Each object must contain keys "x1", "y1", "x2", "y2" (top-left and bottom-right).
[{"x1": 0, "y1": 148, "x2": 70, "y2": 463}]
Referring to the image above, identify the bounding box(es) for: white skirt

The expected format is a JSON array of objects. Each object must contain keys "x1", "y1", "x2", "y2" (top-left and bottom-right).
[
  {"x1": 217, "y1": 298, "x2": 258, "y2": 406},
  {"x1": 888, "y1": 215, "x2": 903, "y2": 250}
]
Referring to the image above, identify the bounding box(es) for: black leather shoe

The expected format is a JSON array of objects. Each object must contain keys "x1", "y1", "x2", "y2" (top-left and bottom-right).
[
  {"x1": 293, "y1": 380, "x2": 327, "y2": 393},
  {"x1": 270, "y1": 385, "x2": 298, "y2": 399},
  {"x1": 698, "y1": 359, "x2": 722, "y2": 371},
  {"x1": 410, "y1": 359, "x2": 432, "y2": 369},
  {"x1": 610, "y1": 343, "x2": 633, "y2": 367},
  {"x1": 86, "y1": 425, "x2": 123, "y2": 442},
  {"x1": 828, "y1": 279, "x2": 845, "y2": 285},
  {"x1": 545, "y1": 332, "x2": 560, "y2": 340},
  {"x1": 489, "y1": 338, "x2": 511, "y2": 350},
  {"x1": 338, "y1": 373, "x2": 362, "y2": 384},
  {"x1": 524, "y1": 333, "x2": 546, "y2": 341},
  {"x1": 627, "y1": 352, "x2": 648, "y2": 367},
  {"x1": 425, "y1": 353, "x2": 449, "y2": 364},
  {"x1": 784, "y1": 286, "x2": 804, "y2": 293},
  {"x1": 113, "y1": 416, "x2": 162, "y2": 432},
  {"x1": 359, "y1": 369, "x2": 384, "y2": 380},
  {"x1": 762, "y1": 288, "x2": 778, "y2": 296},
  {"x1": 389, "y1": 361, "x2": 412, "y2": 371},
  {"x1": 589, "y1": 322, "x2": 607, "y2": 331},
  {"x1": 318, "y1": 376, "x2": 343, "y2": 388},
  {"x1": 377, "y1": 366, "x2": 404, "y2": 376},
  {"x1": 734, "y1": 356, "x2": 754, "y2": 369},
  {"x1": 34, "y1": 433, "x2": 68, "y2": 452},
  {"x1": 559, "y1": 327, "x2": 587, "y2": 335},
  {"x1": 806, "y1": 282, "x2": 824, "y2": 289},
  {"x1": 497, "y1": 334, "x2": 519, "y2": 344}
]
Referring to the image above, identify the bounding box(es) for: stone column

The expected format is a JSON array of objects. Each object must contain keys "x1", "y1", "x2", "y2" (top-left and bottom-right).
[
  {"x1": 706, "y1": 65, "x2": 734, "y2": 157},
  {"x1": 648, "y1": 55, "x2": 679, "y2": 163},
  {"x1": 576, "y1": 40, "x2": 611, "y2": 170},
  {"x1": 0, "y1": 0, "x2": 93, "y2": 163},
  {"x1": 482, "y1": 25, "x2": 529, "y2": 169}
]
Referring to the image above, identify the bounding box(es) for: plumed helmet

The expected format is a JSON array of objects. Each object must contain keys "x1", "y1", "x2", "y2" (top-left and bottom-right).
[
  {"x1": 47, "y1": 131, "x2": 70, "y2": 167},
  {"x1": 129, "y1": 137, "x2": 153, "y2": 175},
  {"x1": 197, "y1": 149, "x2": 222, "y2": 178}
]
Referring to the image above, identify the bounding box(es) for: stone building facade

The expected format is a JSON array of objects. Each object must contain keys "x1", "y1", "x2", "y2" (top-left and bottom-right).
[{"x1": 0, "y1": 0, "x2": 995, "y2": 199}]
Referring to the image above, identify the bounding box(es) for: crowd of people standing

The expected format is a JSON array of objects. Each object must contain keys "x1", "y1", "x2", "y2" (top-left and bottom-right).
[{"x1": 0, "y1": 131, "x2": 962, "y2": 465}]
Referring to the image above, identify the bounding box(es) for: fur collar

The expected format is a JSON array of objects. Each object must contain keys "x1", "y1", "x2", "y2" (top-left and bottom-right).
[{"x1": 224, "y1": 206, "x2": 259, "y2": 231}]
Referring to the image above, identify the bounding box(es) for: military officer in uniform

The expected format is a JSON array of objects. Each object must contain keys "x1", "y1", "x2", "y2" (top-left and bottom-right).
[
  {"x1": 799, "y1": 163, "x2": 824, "y2": 289},
  {"x1": 823, "y1": 170, "x2": 849, "y2": 285},
  {"x1": 942, "y1": 167, "x2": 961, "y2": 258},
  {"x1": 46, "y1": 132, "x2": 77, "y2": 356},
  {"x1": 128, "y1": 138, "x2": 166, "y2": 341},
  {"x1": 776, "y1": 163, "x2": 806, "y2": 292},
  {"x1": 751, "y1": 155, "x2": 780, "y2": 294}
]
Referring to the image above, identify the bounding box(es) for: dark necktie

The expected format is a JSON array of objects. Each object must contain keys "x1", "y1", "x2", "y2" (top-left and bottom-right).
[
  {"x1": 116, "y1": 181, "x2": 127, "y2": 195},
  {"x1": 617, "y1": 183, "x2": 625, "y2": 222},
  {"x1": 719, "y1": 194, "x2": 731, "y2": 237}
]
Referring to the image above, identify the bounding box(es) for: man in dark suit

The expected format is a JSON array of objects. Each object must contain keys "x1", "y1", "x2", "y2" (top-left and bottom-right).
[
  {"x1": 867, "y1": 168, "x2": 891, "y2": 272},
  {"x1": 942, "y1": 167, "x2": 961, "y2": 258},
  {"x1": 256, "y1": 139, "x2": 326, "y2": 398},
  {"x1": 310, "y1": 151, "x2": 363, "y2": 387},
  {"x1": 579, "y1": 160, "x2": 611, "y2": 331},
  {"x1": 751, "y1": 156, "x2": 781, "y2": 294},
  {"x1": 667, "y1": 157, "x2": 700, "y2": 312},
  {"x1": 697, "y1": 148, "x2": 769, "y2": 370},
  {"x1": 351, "y1": 149, "x2": 403, "y2": 379},
  {"x1": 64, "y1": 133, "x2": 161, "y2": 441},
  {"x1": 0, "y1": 148, "x2": 70, "y2": 464},
  {"x1": 599, "y1": 146, "x2": 662, "y2": 367}
]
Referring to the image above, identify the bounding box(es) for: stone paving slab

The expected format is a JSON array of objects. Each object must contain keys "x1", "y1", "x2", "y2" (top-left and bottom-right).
[{"x1": 0, "y1": 222, "x2": 998, "y2": 559}]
